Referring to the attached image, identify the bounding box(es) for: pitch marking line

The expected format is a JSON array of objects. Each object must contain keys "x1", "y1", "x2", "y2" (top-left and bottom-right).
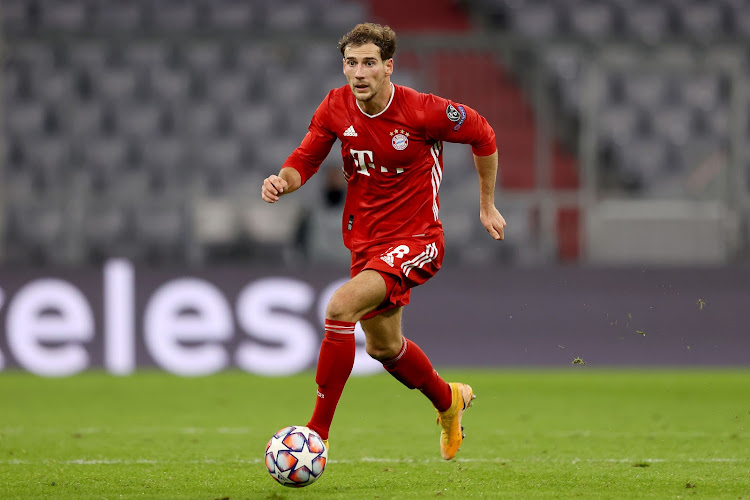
[
  {"x1": 2, "y1": 457, "x2": 747, "y2": 466},
  {"x1": 2, "y1": 427, "x2": 745, "y2": 439}
]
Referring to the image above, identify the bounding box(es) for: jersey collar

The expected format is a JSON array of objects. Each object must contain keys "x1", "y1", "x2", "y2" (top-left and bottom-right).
[{"x1": 356, "y1": 82, "x2": 395, "y2": 118}]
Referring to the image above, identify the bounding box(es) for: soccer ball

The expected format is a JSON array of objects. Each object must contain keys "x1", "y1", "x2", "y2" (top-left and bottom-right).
[{"x1": 265, "y1": 425, "x2": 327, "y2": 487}]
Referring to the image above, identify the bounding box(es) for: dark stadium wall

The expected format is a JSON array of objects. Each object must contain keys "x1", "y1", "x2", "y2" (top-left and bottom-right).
[{"x1": 0, "y1": 260, "x2": 747, "y2": 376}]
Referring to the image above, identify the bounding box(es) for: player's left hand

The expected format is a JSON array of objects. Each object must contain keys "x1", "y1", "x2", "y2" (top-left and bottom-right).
[{"x1": 480, "y1": 206, "x2": 506, "y2": 240}]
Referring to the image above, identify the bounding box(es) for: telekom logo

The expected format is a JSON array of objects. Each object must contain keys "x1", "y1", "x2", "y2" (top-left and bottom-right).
[{"x1": 350, "y1": 149, "x2": 375, "y2": 176}]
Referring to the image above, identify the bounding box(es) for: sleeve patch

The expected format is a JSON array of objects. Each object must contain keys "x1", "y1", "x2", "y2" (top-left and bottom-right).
[
  {"x1": 446, "y1": 104, "x2": 461, "y2": 122},
  {"x1": 451, "y1": 105, "x2": 467, "y2": 131}
]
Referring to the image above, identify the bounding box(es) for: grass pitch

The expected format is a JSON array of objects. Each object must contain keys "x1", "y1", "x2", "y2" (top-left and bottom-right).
[{"x1": 1, "y1": 369, "x2": 749, "y2": 499}]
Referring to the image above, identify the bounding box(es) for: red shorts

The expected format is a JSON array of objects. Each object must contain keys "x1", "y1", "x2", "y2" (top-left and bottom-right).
[{"x1": 350, "y1": 233, "x2": 445, "y2": 320}]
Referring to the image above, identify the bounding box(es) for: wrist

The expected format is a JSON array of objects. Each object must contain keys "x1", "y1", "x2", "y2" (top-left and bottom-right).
[{"x1": 480, "y1": 202, "x2": 496, "y2": 213}]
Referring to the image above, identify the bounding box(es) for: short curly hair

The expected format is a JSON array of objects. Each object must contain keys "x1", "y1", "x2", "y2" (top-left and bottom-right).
[{"x1": 338, "y1": 23, "x2": 397, "y2": 60}]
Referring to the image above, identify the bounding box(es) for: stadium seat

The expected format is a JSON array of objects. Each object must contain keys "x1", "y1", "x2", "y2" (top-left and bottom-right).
[
  {"x1": 31, "y1": 67, "x2": 77, "y2": 103},
  {"x1": 678, "y1": 1, "x2": 723, "y2": 44},
  {"x1": 540, "y1": 44, "x2": 585, "y2": 115},
  {"x1": 67, "y1": 100, "x2": 105, "y2": 142},
  {"x1": 236, "y1": 194, "x2": 304, "y2": 264},
  {"x1": 598, "y1": 105, "x2": 641, "y2": 148},
  {"x1": 137, "y1": 135, "x2": 190, "y2": 196},
  {"x1": 148, "y1": 67, "x2": 192, "y2": 102},
  {"x1": 94, "y1": 0, "x2": 146, "y2": 32},
  {"x1": 6, "y1": 199, "x2": 72, "y2": 265},
  {"x1": 125, "y1": 41, "x2": 170, "y2": 71},
  {"x1": 26, "y1": 136, "x2": 72, "y2": 176},
  {"x1": 228, "y1": 102, "x2": 277, "y2": 142},
  {"x1": 649, "y1": 104, "x2": 696, "y2": 149},
  {"x1": 204, "y1": 71, "x2": 250, "y2": 106},
  {"x1": 304, "y1": 207, "x2": 350, "y2": 264},
  {"x1": 234, "y1": 42, "x2": 273, "y2": 73},
  {"x1": 4, "y1": 101, "x2": 46, "y2": 136},
  {"x1": 180, "y1": 101, "x2": 222, "y2": 139},
  {"x1": 621, "y1": 2, "x2": 671, "y2": 45},
  {"x1": 435, "y1": 143, "x2": 472, "y2": 194},
  {"x1": 615, "y1": 135, "x2": 672, "y2": 190},
  {"x1": 265, "y1": 78, "x2": 308, "y2": 111},
  {"x1": 38, "y1": 0, "x2": 88, "y2": 31},
  {"x1": 621, "y1": 73, "x2": 672, "y2": 109},
  {"x1": 254, "y1": 137, "x2": 304, "y2": 174},
  {"x1": 132, "y1": 199, "x2": 189, "y2": 264},
  {"x1": 205, "y1": 0, "x2": 257, "y2": 30},
  {"x1": 80, "y1": 200, "x2": 134, "y2": 262},
  {"x1": 116, "y1": 101, "x2": 164, "y2": 141},
  {"x1": 652, "y1": 44, "x2": 696, "y2": 68},
  {"x1": 184, "y1": 41, "x2": 226, "y2": 74},
  {"x1": 190, "y1": 195, "x2": 241, "y2": 263},
  {"x1": 195, "y1": 136, "x2": 243, "y2": 192},
  {"x1": 305, "y1": 42, "x2": 343, "y2": 75},
  {"x1": 83, "y1": 136, "x2": 130, "y2": 178},
  {"x1": 320, "y1": 0, "x2": 367, "y2": 31},
  {"x1": 1, "y1": 0, "x2": 31, "y2": 33},
  {"x1": 11, "y1": 42, "x2": 55, "y2": 71},
  {"x1": 150, "y1": 0, "x2": 198, "y2": 32},
  {"x1": 69, "y1": 40, "x2": 109, "y2": 71},
  {"x1": 696, "y1": 106, "x2": 730, "y2": 138},
  {"x1": 265, "y1": 1, "x2": 312, "y2": 32},
  {"x1": 730, "y1": 2, "x2": 750, "y2": 35},
  {"x1": 567, "y1": 1, "x2": 615, "y2": 42},
  {"x1": 678, "y1": 74, "x2": 724, "y2": 112},
  {"x1": 509, "y1": 2, "x2": 561, "y2": 39},
  {"x1": 140, "y1": 135, "x2": 185, "y2": 171},
  {"x1": 96, "y1": 66, "x2": 140, "y2": 102}
]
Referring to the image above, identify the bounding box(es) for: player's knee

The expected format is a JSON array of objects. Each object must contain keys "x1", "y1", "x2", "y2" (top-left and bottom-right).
[
  {"x1": 325, "y1": 292, "x2": 357, "y2": 323},
  {"x1": 366, "y1": 341, "x2": 400, "y2": 362}
]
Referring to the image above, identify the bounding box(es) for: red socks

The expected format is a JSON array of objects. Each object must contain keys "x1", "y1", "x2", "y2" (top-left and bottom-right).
[
  {"x1": 307, "y1": 325, "x2": 451, "y2": 440},
  {"x1": 306, "y1": 319, "x2": 356, "y2": 440},
  {"x1": 382, "y1": 337, "x2": 452, "y2": 412}
]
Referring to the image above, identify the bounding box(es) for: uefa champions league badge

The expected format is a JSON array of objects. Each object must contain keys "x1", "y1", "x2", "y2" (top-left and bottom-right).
[
  {"x1": 446, "y1": 104, "x2": 466, "y2": 131},
  {"x1": 390, "y1": 128, "x2": 409, "y2": 150}
]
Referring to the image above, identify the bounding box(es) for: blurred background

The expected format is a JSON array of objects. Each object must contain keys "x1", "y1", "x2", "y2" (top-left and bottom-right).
[{"x1": 2, "y1": 0, "x2": 748, "y2": 269}]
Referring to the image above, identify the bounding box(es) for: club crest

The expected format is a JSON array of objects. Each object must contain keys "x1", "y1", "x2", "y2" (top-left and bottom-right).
[
  {"x1": 392, "y1": 133, "x2": 408, "y2": 150},
  {"x1": 390, "y1": 128, "x2": 409, "y2": 150}
]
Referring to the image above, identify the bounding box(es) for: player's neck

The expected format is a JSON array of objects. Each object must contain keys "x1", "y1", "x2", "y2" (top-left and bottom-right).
[{"x1": 357, "y1": 81, "x2": 394, "y2": 116}]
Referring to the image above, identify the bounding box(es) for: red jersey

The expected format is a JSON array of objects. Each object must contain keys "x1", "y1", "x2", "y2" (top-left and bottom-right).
[{"x1": 282, "y1": 83, "x2": 496, "y2": 254}]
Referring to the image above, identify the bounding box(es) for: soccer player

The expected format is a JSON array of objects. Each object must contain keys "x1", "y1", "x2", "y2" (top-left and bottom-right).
[{"x1": 261, "y1": 23, "x2": 506, "y2": 460}]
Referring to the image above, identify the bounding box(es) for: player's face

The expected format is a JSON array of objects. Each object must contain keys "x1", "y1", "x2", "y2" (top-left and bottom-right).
[{"x1": 343, "y1": 43, "x2": 393, "y2": 106}]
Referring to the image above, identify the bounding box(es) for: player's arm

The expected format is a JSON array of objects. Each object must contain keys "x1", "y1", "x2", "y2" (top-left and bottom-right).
[
  {"x1": 261, "y1": 167, "x2": 302, "y2": 203},
  {"x1": 474, "y1": 150, "x2": 506, "y2": 240},
  {"x1": 423, "y1": 95, "x2": 507, "y2": 240},
  {"x1": 262, "y1": 92, "x2": 337, "y2": 204}
]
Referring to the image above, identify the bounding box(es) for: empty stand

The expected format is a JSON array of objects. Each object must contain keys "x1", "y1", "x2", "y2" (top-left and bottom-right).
[{"x1": 2, "y1": 0, "x2": 749, "y2": 266}]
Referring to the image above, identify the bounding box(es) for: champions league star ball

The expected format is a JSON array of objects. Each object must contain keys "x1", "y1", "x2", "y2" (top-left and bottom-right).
[{"x1": 265, "y1": 426, "x2": 327, "y2": 487}]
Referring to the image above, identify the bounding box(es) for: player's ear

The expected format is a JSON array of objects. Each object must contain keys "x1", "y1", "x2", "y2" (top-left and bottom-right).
[{"x1": 385, "y1": 58, "x2": 394, "y2": 76}]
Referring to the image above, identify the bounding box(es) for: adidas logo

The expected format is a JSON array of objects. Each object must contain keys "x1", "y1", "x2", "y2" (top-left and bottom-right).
[{"x1": 343, "y1": 125, "x2": 358, "y2": 137}]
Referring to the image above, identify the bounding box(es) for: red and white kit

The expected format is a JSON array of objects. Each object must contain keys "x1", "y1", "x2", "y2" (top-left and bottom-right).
[{"x1": 283, "y1": 83, "x2": 496, "y2": 312}]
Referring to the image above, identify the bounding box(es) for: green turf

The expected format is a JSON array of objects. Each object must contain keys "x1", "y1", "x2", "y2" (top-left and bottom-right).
[{"x1": 1, "y1": 369, "x2": 749, "y2": 499}]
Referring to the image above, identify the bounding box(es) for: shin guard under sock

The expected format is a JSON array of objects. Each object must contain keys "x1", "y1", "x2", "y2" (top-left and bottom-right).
[
  {"x1": 382, "y1": 337, "x2": 452, "y2": 412},
  {"x1": 306, "y1": 320, "x2": 356, "y2": 440}
]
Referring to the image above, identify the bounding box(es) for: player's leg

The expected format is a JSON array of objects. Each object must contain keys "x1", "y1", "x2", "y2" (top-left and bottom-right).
[
  {"x1": 361, "y1": 307, "x2": 452, "y2": 412},
  {"x1": 307, "y1": 270, "x2": 387, "y2": 442},
  {"x1": 360, "y1": 276, "x2": 475, "y2": 460}
]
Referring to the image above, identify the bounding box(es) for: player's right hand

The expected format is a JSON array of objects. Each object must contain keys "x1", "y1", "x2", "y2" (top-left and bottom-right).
[{"x1": 262, "y1": 174, "x2": 288, "y2": 203}]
